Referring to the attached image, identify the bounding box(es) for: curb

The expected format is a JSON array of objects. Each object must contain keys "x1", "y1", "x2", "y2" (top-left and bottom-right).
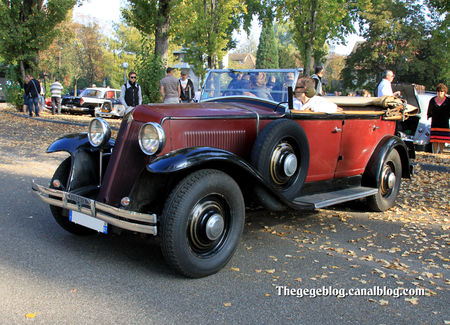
[{"x1": 5, "y1": 110, "x2": 120, "y2": 131}]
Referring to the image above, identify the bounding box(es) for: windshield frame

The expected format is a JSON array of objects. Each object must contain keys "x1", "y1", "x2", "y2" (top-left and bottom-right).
[{"x1": 199, "y1": 69, "x2": 303, "y2": 104}]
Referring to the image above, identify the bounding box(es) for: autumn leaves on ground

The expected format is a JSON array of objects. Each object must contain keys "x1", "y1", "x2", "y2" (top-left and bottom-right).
[{"x1": 0, "y1": 103, "x2": 448, "y2": 319}]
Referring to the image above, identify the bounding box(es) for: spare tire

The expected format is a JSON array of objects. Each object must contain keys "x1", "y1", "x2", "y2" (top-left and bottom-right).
[{"x1": 251, "y1": 119, "x2": 310, "y2": 207}]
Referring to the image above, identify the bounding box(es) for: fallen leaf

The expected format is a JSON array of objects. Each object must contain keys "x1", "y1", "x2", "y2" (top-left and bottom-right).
[
  {"x1": 25, "y1": 313, "x2": 36, "y2": 319},
  {"x1": 405, "y1": 297, "x2": 419, "y2": 305},
  {"x1": 379, "y1": 299, "x2": 389, "y2": 306},
  {"x1": 223, "y1": 302, "x2": 231, "y2": 307}
]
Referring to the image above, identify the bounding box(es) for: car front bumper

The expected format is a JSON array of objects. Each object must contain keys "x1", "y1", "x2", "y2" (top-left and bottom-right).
[{"x1": 31, "y1": 181, "x2": 157, "y2": 235}]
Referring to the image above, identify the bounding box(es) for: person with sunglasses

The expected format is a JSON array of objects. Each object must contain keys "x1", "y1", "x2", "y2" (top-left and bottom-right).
[{"x1": 120, "y1": 71, "x2": 142, "y2": 114}]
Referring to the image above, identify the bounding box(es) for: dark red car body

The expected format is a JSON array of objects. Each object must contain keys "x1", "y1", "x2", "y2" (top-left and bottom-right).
[{"x1": 32, "y1": 69, "x2": 413, "y2": 277}]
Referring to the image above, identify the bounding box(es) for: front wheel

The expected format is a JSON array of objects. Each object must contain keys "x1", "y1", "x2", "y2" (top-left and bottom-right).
[
  {"x1": 160, "y1": 169, "x2": 245, "y2": 278},
  {"x1": 367, "y1": 149, "x2": 402, "y2": 211}
]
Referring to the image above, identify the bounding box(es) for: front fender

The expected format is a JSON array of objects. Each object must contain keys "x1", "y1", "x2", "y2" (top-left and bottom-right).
[
  {"x1": 148, "y1": 146, "x2": 258, "y2": 174},
  {"x1": 147, "y1": 147, "x2": 314, "y2": 210},
  {"x1": 47, "y1": 133, "x2": 115, "y2": 155},
  {"x1": 362, "y1": 135, "x2": 411, "y2": 188}
]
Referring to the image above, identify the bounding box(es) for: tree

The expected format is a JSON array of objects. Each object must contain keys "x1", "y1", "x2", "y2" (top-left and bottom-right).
[
  {"x1": 102, "y1": 23, "x2": 141, "y2": 88},
  {"x1": 273, "y1": 21, "x2": 302, "y2": 69},
  {"x1": 122, "y1": 0, "x2": 174, "y2": 61},
  {"x1": 0, "y1": 0, "x2": 78, "y2": 80},
  {"x1": 277, "y1": 0, "x2": 363, "y2": 75},
  {"x1": 256, "y1": 18, "x2": 279, "y2": 68},
  {"x1": 175, "y1": 0, "x2": 246, "y2": 78},
  {"x1": 341, "y1": 0, "x2": 447, "y2": 91}
]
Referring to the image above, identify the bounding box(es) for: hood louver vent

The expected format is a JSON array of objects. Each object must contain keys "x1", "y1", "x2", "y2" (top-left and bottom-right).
[{"x1": 184, "y1": 130, "x2": 246, "y2": 151}]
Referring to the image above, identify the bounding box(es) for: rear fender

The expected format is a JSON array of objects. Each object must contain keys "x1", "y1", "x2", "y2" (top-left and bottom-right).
[{"x1": 362, "y1": 135, "x2": 411, "y2": 188}]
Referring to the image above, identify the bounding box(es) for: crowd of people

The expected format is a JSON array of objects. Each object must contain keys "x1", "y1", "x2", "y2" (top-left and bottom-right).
[{"x1": 21, "y1": 67, "x2": 449, "y2": 154}]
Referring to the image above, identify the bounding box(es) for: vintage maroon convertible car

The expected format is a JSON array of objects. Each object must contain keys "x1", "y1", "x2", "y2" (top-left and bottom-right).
[{"x1": 32, "y1": 69, "x2": 415, "y2": 277}]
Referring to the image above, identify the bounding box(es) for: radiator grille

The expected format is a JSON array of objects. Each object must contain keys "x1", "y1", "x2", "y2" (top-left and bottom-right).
[{"x1": 184, "y1": 130, "x2": 246, "y2": 151}]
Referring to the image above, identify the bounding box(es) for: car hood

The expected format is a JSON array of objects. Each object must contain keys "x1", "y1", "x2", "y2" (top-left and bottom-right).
[{"x1": 132, "y1": 101, "x2": 281, "y2": 123}]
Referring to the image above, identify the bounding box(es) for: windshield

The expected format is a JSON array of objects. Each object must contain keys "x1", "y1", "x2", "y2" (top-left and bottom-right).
[
  {"x1": 80, "y1": 89, "x2": 101, "y2": 98},
  {"x1": 200, "y1": 69, "x2": 302, "y2": 102}
]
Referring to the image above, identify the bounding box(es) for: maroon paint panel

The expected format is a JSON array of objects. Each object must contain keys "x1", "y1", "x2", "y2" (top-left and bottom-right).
[{"x1": 335, "y1": 119, "x2": 395, "y2": 178}]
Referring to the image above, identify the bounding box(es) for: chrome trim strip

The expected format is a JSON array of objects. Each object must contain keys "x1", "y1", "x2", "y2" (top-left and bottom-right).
[{"x1": 32, "y1": 181, "x2": 157, "y2": 235}]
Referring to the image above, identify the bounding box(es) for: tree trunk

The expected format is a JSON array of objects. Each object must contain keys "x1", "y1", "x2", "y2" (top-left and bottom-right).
[
  {"x1": 19, "y1": 60, "x2": 26, "y2": 80},
  {"x1": 303, "y1": 0, "x2": 317, "y2": 75},
  {"x1": 154, "y1": 0, "x2": 171, "y2": 61}
]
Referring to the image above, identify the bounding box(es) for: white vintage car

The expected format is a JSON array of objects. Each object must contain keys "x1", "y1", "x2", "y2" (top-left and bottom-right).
[{"x1": 61, "y1": 87, "x2": 124, "y2": 117}]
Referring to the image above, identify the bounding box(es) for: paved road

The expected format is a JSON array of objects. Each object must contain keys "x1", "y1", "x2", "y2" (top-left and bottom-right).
[{"x1": 0, "y1": 110, "x2": 449, "y2": 324}]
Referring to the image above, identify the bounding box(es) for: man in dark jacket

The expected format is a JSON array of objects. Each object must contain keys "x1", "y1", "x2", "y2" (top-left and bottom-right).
[
  {"x1": 26, "y1": 74, "x2": 41, "y2": 117},
  {"x1": 120, "y1": 71, "x2": 142, "y2": 115}
]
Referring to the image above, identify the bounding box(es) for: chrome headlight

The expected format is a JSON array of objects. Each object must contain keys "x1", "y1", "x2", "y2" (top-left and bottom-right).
[
  {"x1": 88, "y1": 118, "x2": 111, "y2": 147},
  {"x1": 139, "y1": 122, "x2": 165, "y2": 155}
]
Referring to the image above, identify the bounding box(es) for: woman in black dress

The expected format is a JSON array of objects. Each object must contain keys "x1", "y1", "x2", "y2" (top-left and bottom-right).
[{"x1": 427, "y1": 83, "x2": 450, "y2": 154}]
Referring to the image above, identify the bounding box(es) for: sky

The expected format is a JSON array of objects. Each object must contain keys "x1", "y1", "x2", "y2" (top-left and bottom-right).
[{"x1": 72, "y1": 0, "x2": 361, "y2": 56}]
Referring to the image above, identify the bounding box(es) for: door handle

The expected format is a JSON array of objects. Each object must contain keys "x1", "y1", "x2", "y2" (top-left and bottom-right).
[
  {"x1": 373, "y1": 126, "x2": 380, "y2": 131},
  {"x1": 333, "y1": 126, "x2": 342, "y2": 133}
]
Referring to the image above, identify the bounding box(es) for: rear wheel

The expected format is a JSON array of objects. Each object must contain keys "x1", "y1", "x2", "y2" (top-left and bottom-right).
[
  {"x1": 367, "y1": 149, "x2": 402, "y2": 211},
  {"x1": 49, "y1": 158, "x2": 95, "y2": 235},
  {"x1": 160, "y1": 169, "x2": 245, "y2": 278}
]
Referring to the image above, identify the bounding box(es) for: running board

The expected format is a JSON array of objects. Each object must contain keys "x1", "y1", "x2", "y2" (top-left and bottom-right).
[{"x1": 293, "y1": 186, "x2": 378, "y2": 209}]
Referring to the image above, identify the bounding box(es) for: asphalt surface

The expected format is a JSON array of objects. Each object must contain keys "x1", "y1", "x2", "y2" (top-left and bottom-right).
[{"x1": 0, "y1": 107, "x2": 449, "y2": 324}]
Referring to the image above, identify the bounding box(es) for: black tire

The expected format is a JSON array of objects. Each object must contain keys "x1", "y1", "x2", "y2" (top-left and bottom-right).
[
  {"x1": 367, "y1": 149, "x2": 402, "y2": 212},
  {"x1": 160, "y1": 169, "x2": 245, "y2": 278},
  {"x1": 251, "y1": 119, "x2": 309, "y2": 204},
  {"x1": 49, "y1": 158, "x2": 95, "y2": 235}
]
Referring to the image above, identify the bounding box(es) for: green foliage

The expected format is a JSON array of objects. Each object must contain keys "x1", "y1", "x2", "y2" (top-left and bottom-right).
[
  {"x1": 341, "y1": 0, "x2": 448, "y2": 90},
  {"x1": 137, "y1": 37, "x2": 166, "y2": 103},
  {"x1": 273, "y1": 22, "x2": 301, "y2": 69},
  {"x1": 174, "y1": 0, "x2": 246, "y2": 74},
  {"x1": 277, "y1": 0, "x2": 363, "y2": 74},
  {"x1": 3, "y1": 66, "x2": 24, "y2": 111},
  {"x1": 0, "y1": 0, "x2": 77, "y2": 78},
  {"x1": 256, "y1": 19, "x2": 279, "y2": 69},
  {"x1": 122, "y1": 0, "x2": 173, "y2": 59}
]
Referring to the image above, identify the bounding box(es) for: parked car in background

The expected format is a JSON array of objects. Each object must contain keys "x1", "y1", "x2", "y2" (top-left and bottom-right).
[
  {"x1": 61, "y1": 87, "x2": 121, "y2": 116},
  {"x1": 392, "y1": 83, "x2": 439, "y2": 152},
  {"x1": 33, "y1": 69, "x2": 415, "y2": 278}
]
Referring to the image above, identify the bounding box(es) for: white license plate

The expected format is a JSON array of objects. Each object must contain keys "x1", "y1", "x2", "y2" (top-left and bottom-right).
[{"x1": 69, "y1": 210, "x2": 108, "y2": 234}]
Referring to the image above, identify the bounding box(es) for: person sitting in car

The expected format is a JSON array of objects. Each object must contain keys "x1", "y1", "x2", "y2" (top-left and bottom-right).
[
  {"x1": 242, "y1": 72, "x2": 273, "y2": 100},
  {"x1": 294, "y1": 76, "x2": 342, "y2": 113}
]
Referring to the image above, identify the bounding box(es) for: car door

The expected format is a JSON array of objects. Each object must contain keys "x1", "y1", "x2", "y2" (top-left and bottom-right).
[
  {"x1": 297, "y1": 117, "x2": 344, "y2": 182},
  {"x1": 334, "y1": 117, "x2": 394, "y2": 178}
]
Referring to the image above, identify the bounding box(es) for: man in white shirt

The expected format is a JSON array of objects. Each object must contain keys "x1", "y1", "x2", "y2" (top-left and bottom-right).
[
  {"x1": 377, "y1": 70, "x2": 401, "y2": 97},
  {"x1": 293, "y1": 76, "x2": 341, "y2": 113}
]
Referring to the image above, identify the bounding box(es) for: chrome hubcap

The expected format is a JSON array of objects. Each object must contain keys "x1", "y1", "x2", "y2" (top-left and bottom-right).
[
  {"x1": 380, "y1": 162, "x2": 396, "y2": 196},
  {"x1": 283, "y1": 153, "x2": 298, "y2": 177},
  {"x1": 270, "y1": 142, "x2": 298, "y2": 185},
  {"x1": 205, "y1": 213, "x2": 225, "y2": 241},
  {"x1": 387, "y1": 173, "x2": 396, "y2": 189},
  {"x1": 188, "y1": 195, "x2": 229, "y2": 255}
]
